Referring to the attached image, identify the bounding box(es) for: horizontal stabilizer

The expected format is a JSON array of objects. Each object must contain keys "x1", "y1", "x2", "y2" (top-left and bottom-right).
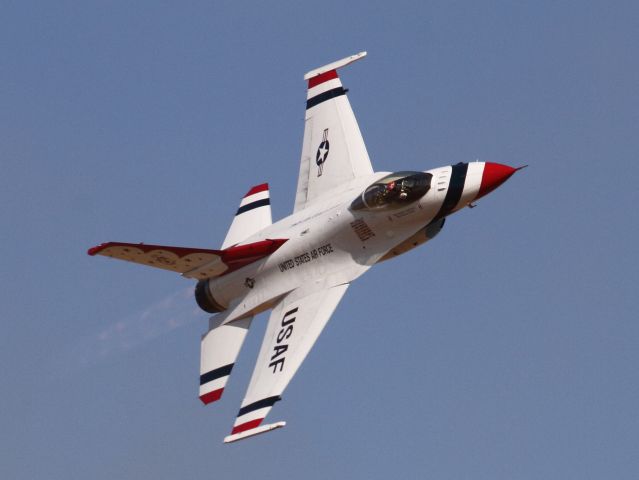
[
  {"x1": 200, "y1": 316, "x2": 252, "y2": 405},
  {"x1": 223, "y1": 421, "x2": 286, "y2": 444},
  {"x1": 88, "y1": 238, "x2": 287, "y2": 280}
]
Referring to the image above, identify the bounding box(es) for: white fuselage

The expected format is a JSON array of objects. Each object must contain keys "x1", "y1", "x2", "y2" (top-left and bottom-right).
[{"x1": 205, "y1": 162, "x2": 486, "y2": 324}]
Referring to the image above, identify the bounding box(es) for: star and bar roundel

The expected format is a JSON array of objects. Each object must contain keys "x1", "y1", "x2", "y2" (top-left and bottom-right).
[{"x1": 315, "y1": 128, "x2": 329, "y2": 177}]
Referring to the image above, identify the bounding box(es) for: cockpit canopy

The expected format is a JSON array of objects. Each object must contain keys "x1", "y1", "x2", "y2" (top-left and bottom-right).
[{"x1": 350, "y1": 171, "x2": 432, "y2": 211}]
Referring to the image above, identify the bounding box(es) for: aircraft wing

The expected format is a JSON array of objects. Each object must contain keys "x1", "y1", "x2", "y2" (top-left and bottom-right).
[
  {"x1": 293, "y1": 52, "x2": 373, "y2": 212},
  {"x1": 87, "y1": 239, "x2": 287, "y2": 280},
  {"x1": 224, "y1": 283, "x2": 349, "y2": 443}
]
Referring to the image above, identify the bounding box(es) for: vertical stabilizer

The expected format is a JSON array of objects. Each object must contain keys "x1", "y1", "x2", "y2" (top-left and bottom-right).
[{"x1": 222, "y1": 184, "x2": 272, "y2": 249}]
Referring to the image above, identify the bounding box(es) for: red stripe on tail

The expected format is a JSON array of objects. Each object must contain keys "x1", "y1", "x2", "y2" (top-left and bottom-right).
[
  {"x1": 308, "y1": 70, "x2": 338, "y2": 89},
  {"x1": 199, "y1": 388, "x2": 224, "y2": 405},
  {"x1": 244, "y1": 183, "x2": 269, "y2": 198}
]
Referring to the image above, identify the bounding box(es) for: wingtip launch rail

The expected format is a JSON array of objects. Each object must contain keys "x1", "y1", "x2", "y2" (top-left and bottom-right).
[
  {"x1": 303, "y1": 51, "x2": 367, "y2": 80},
  {"x1": 223, "y1": 421, "x2": 286, "y2": 444}
]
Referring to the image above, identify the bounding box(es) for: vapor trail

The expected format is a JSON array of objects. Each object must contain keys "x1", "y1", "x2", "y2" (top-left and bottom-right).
[{"x1": 52, "y1": 287, "x2": 205, "y2": 377}]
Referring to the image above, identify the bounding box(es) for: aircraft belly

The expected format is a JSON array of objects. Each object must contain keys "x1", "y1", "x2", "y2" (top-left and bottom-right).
[
  {"x1": 217, "y1": 212, "x2": 372, "y2": 323},
  {"x1": 215, "y1": 171, "x2": 462, "y2": 324}
]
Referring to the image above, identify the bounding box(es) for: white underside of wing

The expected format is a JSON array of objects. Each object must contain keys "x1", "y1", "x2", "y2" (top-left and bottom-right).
[
  {"x1": 88, "y1": 242, "x2": 226, "y2": 276},
  {"x1": 294, "y1": 54, "x2": 373, "y2": 212},
  {"x1": 225, "y1": 283, "x2": 350, "y2": 440}
]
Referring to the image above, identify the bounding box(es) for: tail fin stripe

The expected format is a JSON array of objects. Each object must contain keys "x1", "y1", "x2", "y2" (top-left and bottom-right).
[
  {"x1": 222, "y1": 182, "x2": 273, "y2": 249},
  {"x1": 200, "y1": 363, "x2": 234, "y2": 385},
  {"x1": 236, "y1": 198, "x2": 271, "y2": 216},
  {"x1": 306, "y1": 87, "x2": 347, "y2": 110},
  {"x1": 308, "y1": 69, "x2": 338, "y2": 88},
  {"x1": 244, "y1": 183, "x2": 269, "y2": 197},
  {"x1": 200, "y1": 388, "x2": 225, "y2": 405},
  {"x1": 239, "y1": 189, "x2": 269, "y2": 207}
]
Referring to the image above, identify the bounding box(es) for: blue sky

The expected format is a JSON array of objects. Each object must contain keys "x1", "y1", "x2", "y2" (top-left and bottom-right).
[{"x1": 2, "y1": 1, "x2": 638, "y2": 478}]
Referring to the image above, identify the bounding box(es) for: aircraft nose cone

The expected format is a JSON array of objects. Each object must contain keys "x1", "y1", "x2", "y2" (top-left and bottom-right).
[{"x1": 476, "y1": 162, "x2": 518, "y2": 200}]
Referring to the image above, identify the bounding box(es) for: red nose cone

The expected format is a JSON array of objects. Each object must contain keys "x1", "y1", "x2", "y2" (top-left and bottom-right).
[{"x1": 476, "y1": 162, "x2": 517, "y2": 200}]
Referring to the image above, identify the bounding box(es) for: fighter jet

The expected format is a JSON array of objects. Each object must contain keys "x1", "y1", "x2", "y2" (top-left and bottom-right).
[{"x1": 88, "y1": 52, "x2": 523, "y2": 443}]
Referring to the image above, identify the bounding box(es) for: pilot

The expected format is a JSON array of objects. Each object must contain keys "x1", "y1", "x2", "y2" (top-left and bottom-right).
[
  {"x1": 387, "y1": 180, "x2": 409, "y2": 201},
  {"x1": 398, "y1": 184, "x2": 408, "y2": 200}
]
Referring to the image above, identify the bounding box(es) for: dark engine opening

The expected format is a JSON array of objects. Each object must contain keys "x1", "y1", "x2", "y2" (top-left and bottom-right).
[{"x1": 194, "y1": 280, "x2": 226, "y2": 313}]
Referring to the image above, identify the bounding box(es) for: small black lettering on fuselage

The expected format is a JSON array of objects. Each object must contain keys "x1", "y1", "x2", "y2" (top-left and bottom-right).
[
  {"x1": 278, "y1": 259, "x2": 295, "y2": 272},
  {"x1": 277, "y1": 243, "x2": 335, "y2": 274},
  {"x1": 317, "y1": 243, "x2": 334, "y2": 255},
  {"x1": 350, "y1": 219, "x2": 376, "y2": 242},
  {"x1": 294, "y1": 252, "x2": 311, "y2": 266},
  {"x1": 269, "y1": 307, "x2": 298, "y2": 373}
]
